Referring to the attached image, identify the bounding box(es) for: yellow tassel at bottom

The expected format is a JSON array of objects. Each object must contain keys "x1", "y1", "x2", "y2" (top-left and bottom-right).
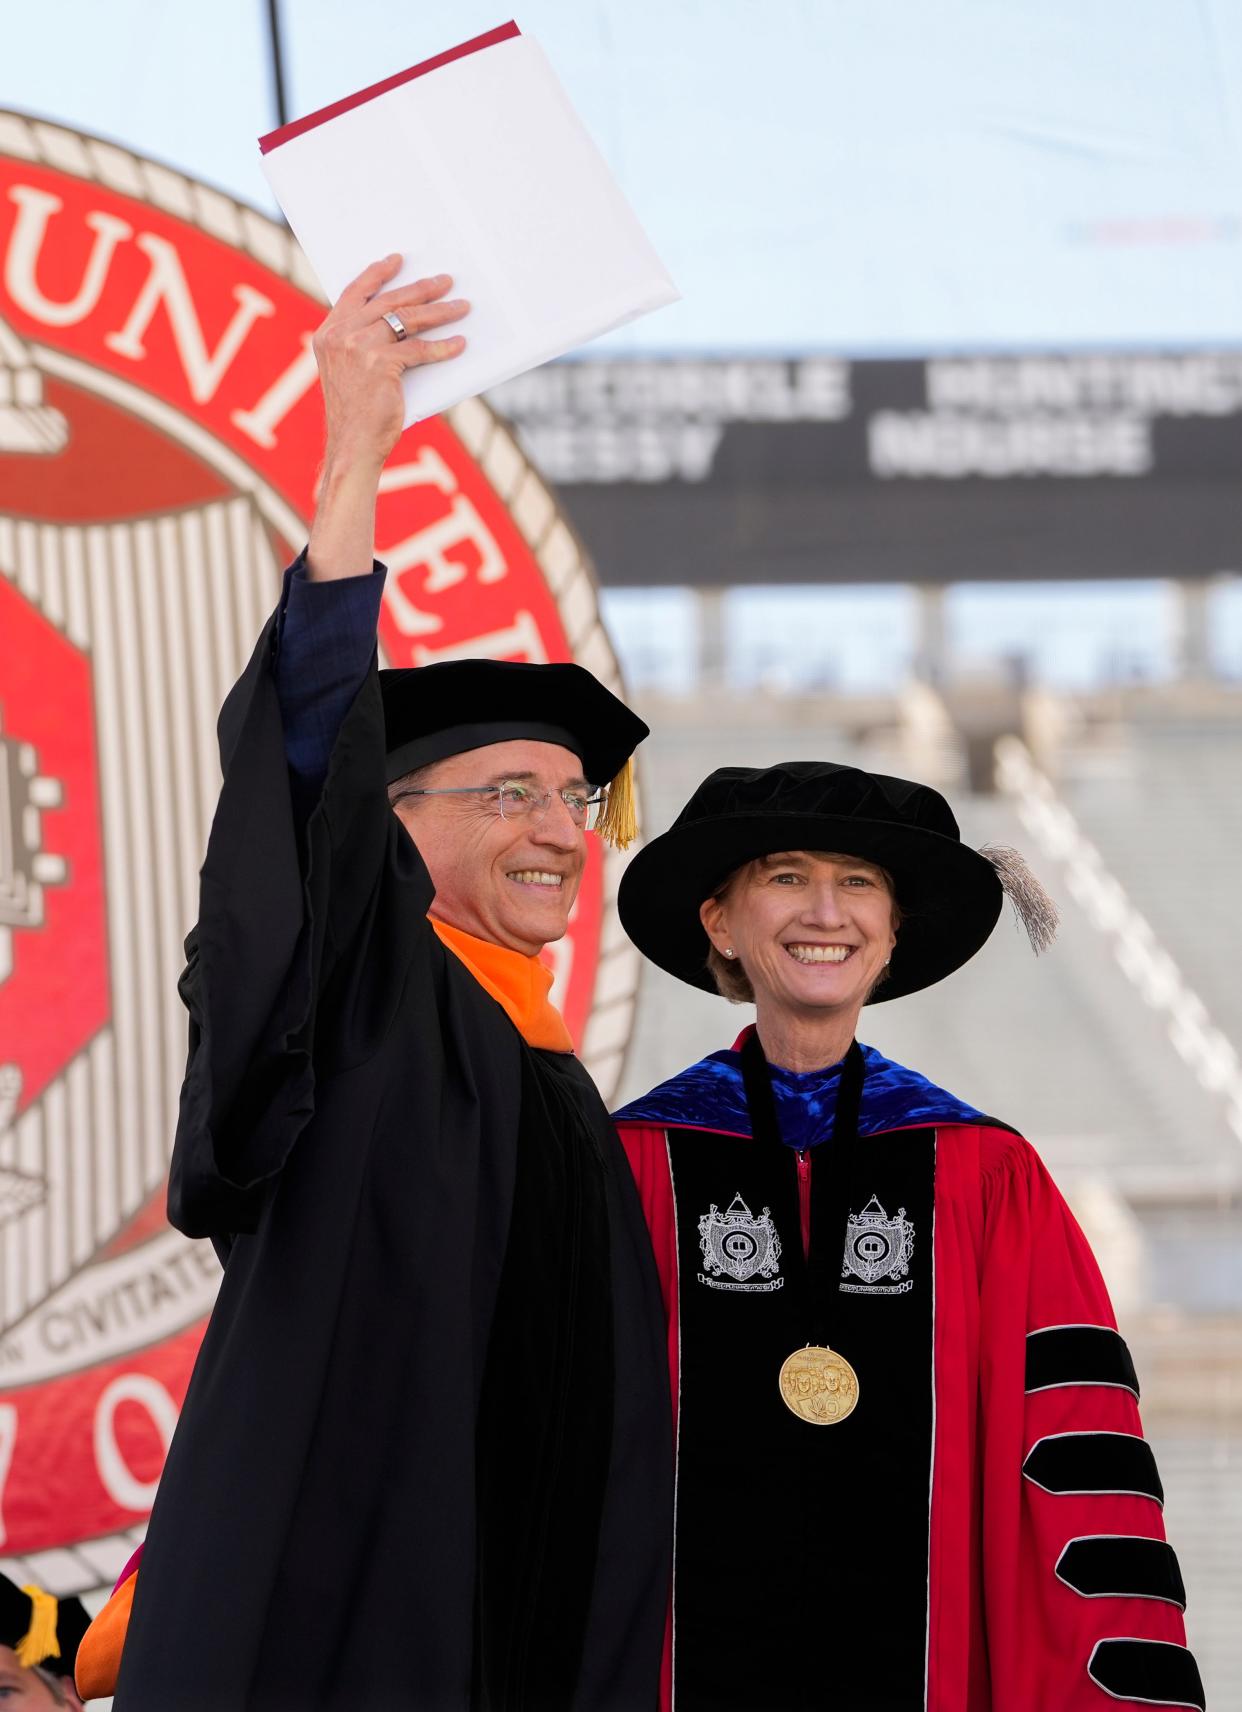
[
  {"x1": 16, "y1": 1585, "x2": 60, "y2": 1669},
  {"x1": 595, "y1": 757, "x2": 639, "y2": 849}
]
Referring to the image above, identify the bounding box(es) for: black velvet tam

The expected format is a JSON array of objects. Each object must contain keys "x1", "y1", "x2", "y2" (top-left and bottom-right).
[
  {"x1": 379, "y1": 659, "x2": 648, "y2": 787},
  {"x1": 618, "y1": 760, "x2": 1003, "y2": 1001}
]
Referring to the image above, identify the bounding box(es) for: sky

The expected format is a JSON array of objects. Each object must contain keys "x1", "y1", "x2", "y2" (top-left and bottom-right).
[
  {"x1": 7, "y1": 0, "x2": 1242, "y2": 354},
  {"x1": 7, "y1": 1, "x2": 1242, "y2": 688}
]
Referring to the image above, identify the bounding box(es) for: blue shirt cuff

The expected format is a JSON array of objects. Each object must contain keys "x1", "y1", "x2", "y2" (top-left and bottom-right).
[{"x1": 273, "y1": 551, "x2": 388, "y2": 793}]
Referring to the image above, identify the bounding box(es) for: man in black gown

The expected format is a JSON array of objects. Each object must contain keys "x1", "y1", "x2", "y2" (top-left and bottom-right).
[{"x1": 114, "y1": 262, "x2": 671, "y2": 1711}]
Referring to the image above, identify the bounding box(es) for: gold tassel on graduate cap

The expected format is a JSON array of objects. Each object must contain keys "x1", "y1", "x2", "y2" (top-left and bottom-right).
[
  {"x1": 0, "y1": 1571, "x2": 87, "y2": 1685},
  {"x1": 594, "y1": 756, "x2": 639, "y2": 849},
  {"x1": 16, "y1": 1585, "x2": 60, "y2": 1669}
]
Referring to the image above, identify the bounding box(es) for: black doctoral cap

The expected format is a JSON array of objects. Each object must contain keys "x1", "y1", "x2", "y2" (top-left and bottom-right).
[
  {"x1": 0, "y1": 1571, "x2": 90, "y2": 1679},
  {"x1": 618, "y1": 759, "x2": 1057, "y2": 1000},
  {"x1": 379, "y1": 658, "x2": 648, "y2": 846}
]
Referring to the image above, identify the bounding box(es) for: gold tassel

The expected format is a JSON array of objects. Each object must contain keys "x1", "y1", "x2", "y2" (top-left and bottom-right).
[
  {"x1": 16, "y1": 1586, "x2": 60, "y2": 1669},
  {"x1": 594, "y1": 757, "x2": 639, "y2": 849}
]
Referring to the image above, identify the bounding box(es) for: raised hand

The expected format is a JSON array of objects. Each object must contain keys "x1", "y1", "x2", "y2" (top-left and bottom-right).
[
  {"x1": 307, "y1": 257, "x2": 468, "y2": 580},
  {"x1": 313, "y1": 257, "x2": 469, "y2": 470}
]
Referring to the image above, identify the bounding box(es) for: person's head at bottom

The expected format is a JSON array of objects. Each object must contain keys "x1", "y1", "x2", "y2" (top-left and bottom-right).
[
  {"x1": 619, "y1": 759, "x2": 1055, "y2": 1053},
  {"x1": 381, "y1": 658, "x2": 646, "y2": 951},
  {"x1": 0, "y1": 1655, "x2": 81, "y2": 1710},
  {"x1": 0, "y1": 1577, "x2": 88, "y2": 1709}
]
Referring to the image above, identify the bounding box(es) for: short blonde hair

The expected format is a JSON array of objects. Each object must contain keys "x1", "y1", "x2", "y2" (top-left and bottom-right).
[{"x1": 703, "y1": 850, "x2": 901, "y2": 1005}]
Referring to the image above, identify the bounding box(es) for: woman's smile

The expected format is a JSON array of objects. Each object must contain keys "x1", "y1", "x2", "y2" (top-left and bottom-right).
[{"x1": 783, "y1": 942, "x2": 855, "y2": 964}]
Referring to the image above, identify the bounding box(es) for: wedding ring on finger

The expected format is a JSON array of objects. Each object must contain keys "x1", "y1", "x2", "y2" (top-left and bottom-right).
[{"x1": 382, "y1": 310, "x2": 409, "y2": 342}]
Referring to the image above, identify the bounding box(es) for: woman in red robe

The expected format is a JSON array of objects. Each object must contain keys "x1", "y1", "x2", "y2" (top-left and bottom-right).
[{"x1": 613, "y1": 759, "x2": 1203, "y2": 1712}]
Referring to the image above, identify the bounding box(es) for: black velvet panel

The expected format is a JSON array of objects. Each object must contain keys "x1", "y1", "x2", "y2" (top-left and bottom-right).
[
  {"x1": 1056, "y1": 1536, "x2": 1186, "y2": 1607},
  {"x1": 1025, "y1": 1325, "x2": 1139, "y2": 1398},
  {"x1": 472, "y1": 1051, "x2": 615, "y2": 1712},
  {"x1": 667, "y1": 1124, "x2": 936, "y2": 1712},
  {"x1": 1023, "y1": 1432, "x2": 1164, "y2": 1505},
  {"x1": 1088, "y1": 1639, "x2": 1206, "y2": 1709},
  {"x1": 379, "y1": 658, "x2": 648, "y2": 788}
]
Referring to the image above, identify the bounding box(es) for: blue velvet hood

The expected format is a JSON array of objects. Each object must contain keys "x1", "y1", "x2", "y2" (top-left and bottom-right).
[{"x1": 613, "y1": 1032, "x2": 992, "y2": 1151}]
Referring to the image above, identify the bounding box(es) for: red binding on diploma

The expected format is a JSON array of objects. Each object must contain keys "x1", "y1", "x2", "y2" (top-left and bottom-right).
[{"x1": 259, "y1": 20, "x2": 522, "y2": 154}]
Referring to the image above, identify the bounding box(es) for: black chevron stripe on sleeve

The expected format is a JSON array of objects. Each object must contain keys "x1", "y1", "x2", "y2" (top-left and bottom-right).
[
  {"x1": 1055, "y1": 1536, "x2": 1186, "y2": 1608},
  {"x1": 1025, "y1": 1324, "x2": 1139, "y2": 1398},
  {"x1": 1022, "y1": 1432, "x2": 1164, "y2": 1505},
  {"x1": 1087, "y1": 1638, "x2": 1205, "y2": 1709}
]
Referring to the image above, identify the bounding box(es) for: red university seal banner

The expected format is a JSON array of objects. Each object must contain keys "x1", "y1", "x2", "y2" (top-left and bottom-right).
[{"x1": 0, "y1": 111, "x2": 640, "y2": 1598}]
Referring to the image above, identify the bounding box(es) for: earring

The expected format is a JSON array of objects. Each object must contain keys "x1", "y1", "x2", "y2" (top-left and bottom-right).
[{"x1": 724, "y1": 948, "x2": 735, "y2": 958}]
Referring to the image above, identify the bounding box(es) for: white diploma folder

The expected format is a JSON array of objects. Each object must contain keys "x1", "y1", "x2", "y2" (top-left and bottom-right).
[{"x1": 259, "y1": 20, "x2": 679, "y2": 424}]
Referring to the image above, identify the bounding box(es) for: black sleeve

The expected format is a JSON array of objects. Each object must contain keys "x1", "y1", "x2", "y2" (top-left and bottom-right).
[{"x1": 167, "y1": 608, "x2": 434, "y2": 1238}]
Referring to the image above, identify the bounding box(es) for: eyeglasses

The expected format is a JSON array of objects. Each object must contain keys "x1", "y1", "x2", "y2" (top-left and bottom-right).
[{"x1": 392, "y1": 779, "x2": 607, "y2": 829}]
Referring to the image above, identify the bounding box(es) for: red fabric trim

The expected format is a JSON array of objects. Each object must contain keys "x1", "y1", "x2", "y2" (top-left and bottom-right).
[
  {"x1": 642, "y1": 1119, "x2": 752, "y2": 1140},
  {"x1": 615, "y1": 1123, "x2": 678, "y2": 1712},
  {"x1": 796, "y1": 1146, "x2": 812, "y2": 1258},
  {"x1": 927, "y1": 1122, "x2": 989, "y2": 1708},
  {"x1": 259, "y1": 21, "x2": 522, "y2": 153}
]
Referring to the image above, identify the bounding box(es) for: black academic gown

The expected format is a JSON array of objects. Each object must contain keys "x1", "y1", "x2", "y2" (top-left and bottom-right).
[{"x1": 114, "y1": 618, "x2": 672, "y2": 1712}]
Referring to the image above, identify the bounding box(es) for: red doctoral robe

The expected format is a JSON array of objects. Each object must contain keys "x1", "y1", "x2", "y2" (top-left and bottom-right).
[{"x1": 614, "y1": 1033, "x2": 1202, "y2": 1712}]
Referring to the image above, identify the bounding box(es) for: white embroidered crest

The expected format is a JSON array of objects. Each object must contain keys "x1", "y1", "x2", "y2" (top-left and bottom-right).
[
  {"x1": 840, "y1": 1193, "x2": 915, "y2": 1295},
  {"x1": 698, "y1": 1193, "x2": 784, "y2": 1293}
]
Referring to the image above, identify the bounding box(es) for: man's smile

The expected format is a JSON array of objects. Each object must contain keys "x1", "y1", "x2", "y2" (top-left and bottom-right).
[{"x1": 507, "y1": 869, "x2": 566, "y2": 890}]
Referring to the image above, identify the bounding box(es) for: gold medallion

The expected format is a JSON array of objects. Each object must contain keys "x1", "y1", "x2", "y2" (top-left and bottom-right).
[{"x1": 778, "y1": 1345, "x2": 859, "y2": 1425}]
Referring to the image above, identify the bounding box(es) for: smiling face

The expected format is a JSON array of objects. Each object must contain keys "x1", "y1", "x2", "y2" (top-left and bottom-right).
[
  {"x1": 392, "y1": 739, "x2": 590, "y2": 956},
  {"x1": 699, "y1": 850, "x2": 899, "y2": 1039}
]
